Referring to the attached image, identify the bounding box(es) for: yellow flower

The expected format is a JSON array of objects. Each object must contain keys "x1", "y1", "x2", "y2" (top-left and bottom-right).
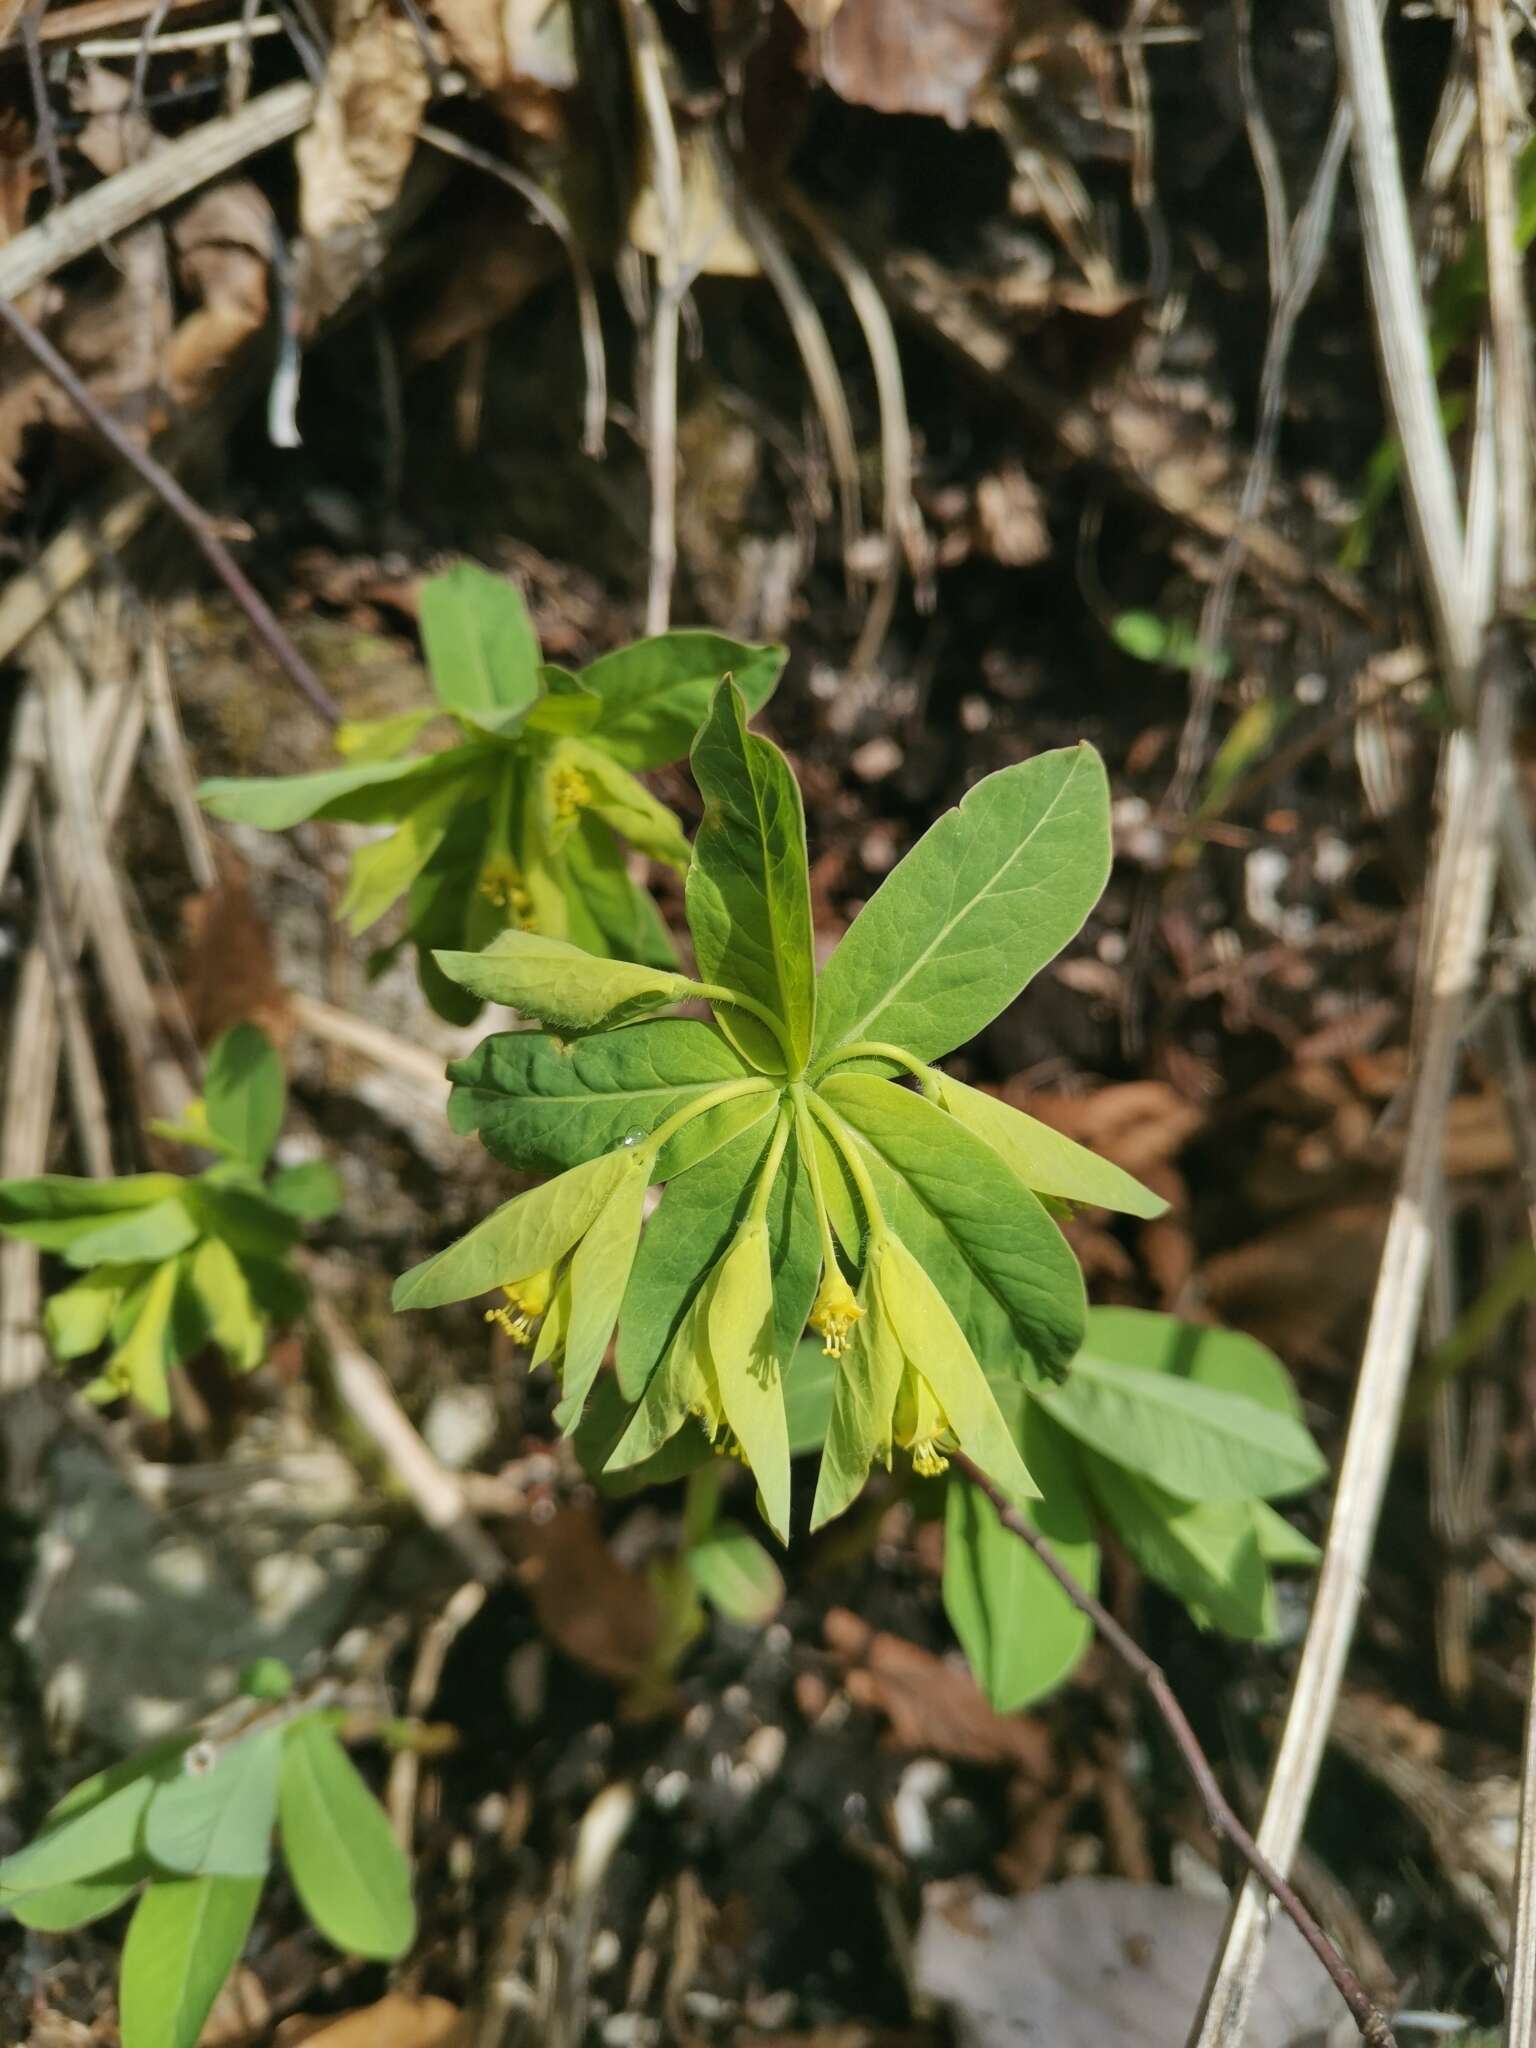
[
  {"x1": 478, "y1": 854, "x2": 534, "y2": 925},
  {"x1": 484, "y1": 1266, "x2": 556, "y2": 1344},
  {"x1": 809, "y1": 1262, "x2": 864, "y2": 1357},
  {"x1": 892, "y1": 1360, "x2": 956, "y2": 1478},
  {"x1": 550, "y1": 764, "x2": 592, "y2": 820}
]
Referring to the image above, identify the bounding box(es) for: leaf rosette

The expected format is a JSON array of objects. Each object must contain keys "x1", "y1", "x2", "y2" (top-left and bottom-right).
[
  {"x1": 395, "y1": 679, "x2": 1160, "y2": 1541},
  {"x1": 198, "y1": 562, "x2": 786, "y2": 1020}
]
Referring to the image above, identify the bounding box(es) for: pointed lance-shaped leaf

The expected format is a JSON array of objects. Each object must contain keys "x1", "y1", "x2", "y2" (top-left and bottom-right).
[
  {"x1": 706, "y1": 1218, "x2": 792, "y2": 1543},
  {"x1": 579, "y1": 631, "x2": 786, "y2": 771},
  {"x1": 929, "y1": 1072, "x2": 1166, "y2": 1219},
  {"x1": 813, "y1": 743, "x2": 1111, "y2": 1064},
  {"x1": 686, "y1": 681, "x2": 816, "y2": 1073},
  {"x1": 419, "y1": 559, "x2": 542, "y2": 721},
  {"x1": 393, "y1": 1147, "x2": 634, "y2": 1310},
  {"x1": 552, "y1": 1148, "x2": 651, "y2": 1431},
  {"x1": 433, "y1": 930, "x2": 695, "y2": 1034}
]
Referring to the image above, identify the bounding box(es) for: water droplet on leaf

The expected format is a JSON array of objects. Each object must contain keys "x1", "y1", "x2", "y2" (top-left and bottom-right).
[{"x1": 622, "y1": 1128, "x2": 646, "y2": 1148}]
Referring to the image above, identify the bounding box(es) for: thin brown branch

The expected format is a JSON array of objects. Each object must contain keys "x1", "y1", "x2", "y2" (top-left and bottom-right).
[
  {"x1": 0, "y1": 294, "x2": 340, "y2": 725},
  {"x1": 951, "y1": 1453, "x2": 1397, "y2": 2048}
]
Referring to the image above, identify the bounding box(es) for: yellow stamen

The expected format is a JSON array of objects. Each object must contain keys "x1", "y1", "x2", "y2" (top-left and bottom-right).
[
  {"x1": 910, "y1": 1439, "x2": 950, "y2": 1478},
  {"x1": 551, "y1": 765, "x2": 592, "y2": 819},
  {"x1": 483, "y1": 1270, "x2": 554, "y2": 1346},
  {"x1": 809, "y1": 1264, "x2": 864, "y2": 1357},
  {"x1": 893, "y1": 1363, "x2": 956, "y2": 1478},
  {"x1": 478, "y1": 854, "x2": 531, "y2": 915}
]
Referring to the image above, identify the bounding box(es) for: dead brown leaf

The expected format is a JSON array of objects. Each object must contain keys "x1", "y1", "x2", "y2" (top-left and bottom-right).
[
  {"x1": 275, "y1": 1995, "x2": 468, "y2": 2048},
  {"x1": 822, "y1": 1608, "x2": 1053, "y2": 1777},
  {"x1": 1197, "y1": 1200, "x2": 1389, "y2": 1369},
  {"x1": 167, "y1": 181, "x2": 273, "y2": 408},
  {"x1": 512, "y1": 1506, "x2": 661, "y2": 1684},
  {"x1": 297, "y1": 0, "x2": 430, "y2": 315},
  {"x1": 811, "y1": 0, "x2": 1013, "y2": 127},
  {"x1": 177, "y1": 848, "x2": 293, "y2": 1049},
  {"x1": 429, "y1": 0, "x2": 577, "y2": 138}
]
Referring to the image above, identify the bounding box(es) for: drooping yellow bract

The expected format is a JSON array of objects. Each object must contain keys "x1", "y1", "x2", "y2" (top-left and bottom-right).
[
  {"x1": 811, "y1": 1236, "x2": 1039, "y2": 1530},
  {"x1": 705, "y1": 1219, "x2": 790, "y2": 1543},
  {"x1": 392, "y1": 1146, "x2": 639, "y2": 1313},
  {"x1": 875, "y1": 1238, "x2": 1038, "y2": 1509},
  {"x1": 606, "y1": 1217, "x2": 792, "y2": 1543}
]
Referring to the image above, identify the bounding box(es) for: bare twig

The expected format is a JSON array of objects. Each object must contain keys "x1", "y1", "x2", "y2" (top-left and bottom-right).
[
  {"x1": 418, "y1": 122, "x2": 608, "y2": 461},
  {"x1": 143, "y1": 620, "x2": 218, "y2": 893},
  {"x1": 310, "y1": 1290, "x2": 509, "y2": 1587},
  {"x1": 0, "y1": 78, "x2": 313, "y2": 302},
  {"x1": 951, "y1": 1455, "x2": 1397, "y2": 2047},
  {"x1": 0, "y1": 294, "x2": 340, "y2": 725},
  {"x1": 29, "y1": 814, "x2": 115, "y2": 1179},
  {"x1": 286, "y1": 990, "x2": 450, "y2": 1100},
  {"x1": 627, "y1": 0, "x2": 687, "y2": 634}
]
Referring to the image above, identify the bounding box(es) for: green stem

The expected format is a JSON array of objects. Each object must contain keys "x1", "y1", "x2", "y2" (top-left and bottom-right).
[
  {"x1": 792, "y1": 1082, "x2": 844, "y2": 1276},
  {"x1": 804, "y1": 1091, "x2": 888, "y2": 1242},
  {"x1": 640, "y1": 1077, "x2": 774, "y2": 1166},
  {"x1": 747, "y1": 1103, "x2": 794, "y2": 1225},
  {"x1": 808, "y1": 1040, "x2": 938, "y2": 1096},
  {"x1": 686, "y1": 980, "x2": 798, "y2": 1073}
]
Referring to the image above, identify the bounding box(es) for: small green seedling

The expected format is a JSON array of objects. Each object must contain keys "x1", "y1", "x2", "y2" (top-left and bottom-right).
[
  {"x1": 396, "y1": 679, "x2": 1325, "y2": 1704},
  {"x1": 197, "y1": 562, "x2": 786, "y2": 1020},
  {"x1": 0, "y1": 1663, "x2": 413, "y2": 2048},
  {"x1": 0, "y1": 1024, "x2": 338, "y2": 1415}
]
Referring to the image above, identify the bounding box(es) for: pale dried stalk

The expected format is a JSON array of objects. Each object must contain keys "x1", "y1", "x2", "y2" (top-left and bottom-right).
[
  {"x1": 738, "y1": 192, "x2": 862, "y2": 576},
  {"x1": 310, "y1": 1291, "x2": 508, "y2": 1588},
  {"x1": 386, "y1": 1579, "x2": 487, "y2": 1850},
  {"x1": 38, "y1": 624, "x2": 189, "y2": 1122},
  {"x1": 29, "y1": 814, "x2": 114, "y2": 1179},
  {"x1": 0, "y1": 78, "x2": 313, "y2": 301},
  {"x1": 1191, "y1": 693, "x2": 1510, "y2": 2046},
  {"x1": 628, "y1": 0, "x2": 686, "y2": 634},
  {"x1": 286, "y1": 990, "x2": 450, "y2": 1099},
  {"x1": 142, "y1": 620, "x2": 217, "y2": 892}
]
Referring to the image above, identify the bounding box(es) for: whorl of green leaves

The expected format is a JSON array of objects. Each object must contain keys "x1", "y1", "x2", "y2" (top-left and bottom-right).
[
  {"x1": 197, "y1": 562, "x2": 786, "y2": 1021},
  {"x1": 394, "y1": 680, "x2": 1152, "y2": 1542},
  {"x1": 0, "y1": 1025, "x2": 338, "y2": 1415}
]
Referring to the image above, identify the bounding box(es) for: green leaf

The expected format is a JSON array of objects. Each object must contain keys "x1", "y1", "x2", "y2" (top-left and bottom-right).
[
  {"x1": 61, "y1": 1197, "x2": 200, "y2": 1270},
  {"x1": 572, "y1": 1373, "x2": 714, "y2": 1493},
  {"x1": 580, "y1": 632, "x2": 785, "y2": 771},
  {"x1": 143, "y1": 1730, "x2": 281, "y2": 1879},
  {"x1": 706, "y1": 1217, "x2": 791, "y2": 1542},
  {"x1": 187, "y1": 1180, "x2": 300, "y2": 1263},
  {"x1": 613, "y1": 1110, "x2": 815, "y2": 1404},
  {"x1": 335, "y1": 709, "x2": 441, "y2": 761},
  {"x1": 819, "y1": 1075, "x2": 1085, "y2": 1378},
  {"x1": 553, "y1": 742, "x2": 692, "y2": 870},
  {"x1": 1083, "y1": 1452, "x2": 1273, "y2": 1639},
  {"x1": 183, "y1": 1236, "x2": 266, "y2": 1373},
  {"x1": 104, "y1": 1259, "x2": 184, "y2": 1415},
  {"x1": 419, "y1": 560, "x2": 542, "y2": 721},
  {"x1": 198, "y1": 749, "x2": 480, "y2": 830},
  {"x1": 944, "y1": 1401, "x2": 1096, "y2": 1711},
  {"x1": 525, "y1": 665, "x2": 602, "y2": 736},
  {"x1": 448, "y1": 1021, "x2": 762, "y2": 1178},
  {"x1": 393, "y1": 1147, "x2": 636, "y2": 1310},
  {"x1": 551, "y1": 1147, "x2": 651, "y2": 1430},
  {"x1": 812, "y1": 744, "x2": 1111, "y2": 1063},
  {"x1": 340, "y1": 773, "x2": 484, "y2": 934},
  {"x1": 0, "y1": 1755, "x2": 179, "y2": 1899},
  {"x1": 929, "y1": 1074, "x2": 1166, "y2": 1219},
  {"x1": 204, "y1": 1025, "x2": 285, "y2": 1171},
  {"x1": 687, "y1": 682, "x2": 815, "y2": 1073},
  {"x1": 686, "y1": 1523, "x2": 786, "y2": 1624},
  {"x1": 266, "y1": 1161, "x2": 344, "y2": 1221},
  {"x1": 118, "y1": 1875, "x2": 262, "y2": 2048},
  {"x1": 877, "y1": 1235, "x2": 1038, "y2": 1509},
  {"x1": 563, "y1": 812, "x2": 679, "y2": 969},
  {"x1": 809, "y1": 1270, "x2": 900, "y2": 1530},
  {"x1": 1036, "y1": 1312, "x2": 1326, "y2": 1502},
  {"x1": 1252, "y1": 1501, "x2": 1320, "y2": 1567},
  {"x1": 434, "y1": 931, "x2": 693, "y2": 1033},
  {"x1": 44, "y1": 1268, "x2": 135, "y2": 1358},
  {"x1": 0, "y1": 1172, "x2": 183, "y2": 1238},
  {"x1": 784, "y1": 1336, "x2": 837, "y2": 1455},
  {"x1": 7, "y1": 1865, "x2": 144, "y2": 1931},
  {"x1": 277, "y1": 1718, "x2": 415, "y2": 1959}
]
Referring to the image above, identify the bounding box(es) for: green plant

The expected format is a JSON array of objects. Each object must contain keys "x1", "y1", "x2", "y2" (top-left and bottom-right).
[
  {"x1": 0, "y1": 1025, "x2": 338, "y2": 1416},
  {"x1": 394, "y1": 679, "x2": 1325, "y2": 1702},
  {"x1": 0, "y1": 1663, "x2": 413, "y2": 2048},
  {"x1": 197, "y1": 562, "x2": 786, "y2": 1020}
]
